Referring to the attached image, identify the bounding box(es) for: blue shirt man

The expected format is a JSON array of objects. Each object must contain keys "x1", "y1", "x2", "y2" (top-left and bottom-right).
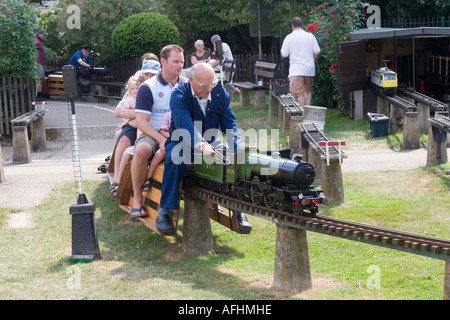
[
  {"x1": 157, "y1": 63, "x2": 251, "y2": 233},
  {"x1": 69, "y1": 45, "x2": 91, "y2": 69}
]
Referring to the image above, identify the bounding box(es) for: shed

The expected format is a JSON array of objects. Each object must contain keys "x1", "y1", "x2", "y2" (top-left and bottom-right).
[{"x1": 338, "y1": 27, "x2": 450, "y2": 119}]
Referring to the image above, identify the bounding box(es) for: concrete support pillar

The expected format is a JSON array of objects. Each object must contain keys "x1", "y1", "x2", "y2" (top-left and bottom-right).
[
  {"x1": 444, "y1": 261, "x2": 450, "y2": 300},
  {"x1": 31, "y1": 116, "x2": 47, "y2": 152},
  {"x1": 416, "y1": 103, "x2": 430, "y2": 134},
  {"x1": 303, "y1": 106, "x2": 327, "y2": 131},
  {"x1": 427, "y1": 121, "x2": 448, "y2": 166},
  {"x1": 182, "y1": 195, "x2": 214, "y2": 257},
  {"x1": 402, "y1": 112, "x2": 420, "y2": 150},
  {"x1": 268, "y1": 94, "x2": 280, "y2": 121},
  {"x1": 273, "y1": 225, "x2": 312, "y2": 293},
  {"x1": 389, "y1": 105, "x2": 405, "y2": 134},
  {"x1": 289, "y1": 116, "x2": 303, "y2": 154},
  {"x1": 321, "y1": 159, "x2": 345, "y2": 205},
  {"x1": 307, "y1": 146, "x2": 322, "y2": 185},
  {"x1": 239, "y1": 89, "x2": 251, "y2": 107},
  {"x1": 376, "y1": 96, "x2": 390, "y2": 116},
  {"x1": 353, "y1": 90, "x2": 364, "y2": 120},
  {"x1": 12, "y1": 125, "x2": 31, "y2": 164},
  {"x1": 254, "y1": 90, "x2": 266, "y2": 110},
  {"x1": 282, "y1": 109, "x2": 290, "y2": 135}
]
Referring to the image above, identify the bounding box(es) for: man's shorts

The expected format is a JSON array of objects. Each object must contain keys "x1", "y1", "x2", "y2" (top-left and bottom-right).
[
  {"x1": 135, "y1": 133, "x2": 159, "y2": 154},
  {"x1": 36, "y1": 64, "x2": 45, "y2": 79},
  {"x1": 290, "y1": 76, "x2": 313, "y2": 97}
]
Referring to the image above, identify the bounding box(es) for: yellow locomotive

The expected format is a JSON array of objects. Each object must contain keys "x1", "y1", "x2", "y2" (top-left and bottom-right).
[{"x1": 370, "y1": 61, "x2": 398, "y2": 95}]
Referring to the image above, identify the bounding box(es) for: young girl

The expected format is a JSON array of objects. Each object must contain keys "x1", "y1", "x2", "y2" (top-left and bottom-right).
[{"x1": 109, "y1": 75, "x2": 143, "y2": 196}]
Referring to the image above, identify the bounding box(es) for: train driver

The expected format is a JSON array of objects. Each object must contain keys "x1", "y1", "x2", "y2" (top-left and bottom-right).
[{"x1": 156, "y1": 62, "x2": 252, "y2": 234}]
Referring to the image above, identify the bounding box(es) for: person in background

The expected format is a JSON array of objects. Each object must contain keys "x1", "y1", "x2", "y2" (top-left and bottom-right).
[
  {"x1": 280, "y1": 17, "x2": 320, "y2": 108},
  {"x1": 35, "y1": 29, "x2": 48, "y2": 101},
  {"x1": 69, "y1": 45, "x2": 91, "y2": 69},
  {"x1": 209, "y1": 34, "x2": 240, "y2": 99},
  {"x1": 190, "y1": 39, "x2": 211, "y2": 65}
]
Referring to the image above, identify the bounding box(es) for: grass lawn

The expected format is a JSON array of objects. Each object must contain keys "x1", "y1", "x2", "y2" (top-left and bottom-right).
[{"x1": 0, "y1": 99, "x2": 449, "y2": 300}]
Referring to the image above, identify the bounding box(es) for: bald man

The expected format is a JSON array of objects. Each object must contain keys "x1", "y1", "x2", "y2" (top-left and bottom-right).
[{"x1": 156, "y1": 63, "x2": 251, "y2": 233}]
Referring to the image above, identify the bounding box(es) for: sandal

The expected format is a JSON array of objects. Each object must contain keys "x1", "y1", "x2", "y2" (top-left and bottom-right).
[
  {"x1": 141, "y1": 178, "x2": 153, "y2": 191},
  {"x1": 130, "y1": 206, "x2": 148, "y2": 219},
  {"x1": 109, "y1": 182, "x2": 119, "y2": 196}
]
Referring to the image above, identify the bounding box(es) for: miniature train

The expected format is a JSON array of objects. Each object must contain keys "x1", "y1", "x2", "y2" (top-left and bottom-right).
[
  {"x1": 370, "y1": 65, "x2": 398, "y2": 95},
  {"x1": 186, "y1": 147, "x2": 326, "y2": 215}
]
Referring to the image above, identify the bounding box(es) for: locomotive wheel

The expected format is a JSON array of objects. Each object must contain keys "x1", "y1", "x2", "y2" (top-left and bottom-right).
[
  {"x1": 291, "y1": 202, "x2": 304, "y2": 215},
  {"x1": 249, "y1": 184, "x2": 263, "y2": 205},
  {"x1": 263, "y1": 193, "x2": 277, "y2": 208}
]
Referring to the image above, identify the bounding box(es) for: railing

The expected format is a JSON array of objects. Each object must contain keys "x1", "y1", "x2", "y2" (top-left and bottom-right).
[
  {"x1": 0, "y1": 77, "x2": 36, "y2": 135},
  {"x1": 382, "y1": 16, "x2": 450, "y2": 28}
]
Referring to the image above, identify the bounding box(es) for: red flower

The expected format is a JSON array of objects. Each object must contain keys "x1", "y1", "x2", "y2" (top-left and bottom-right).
[
  {"x1": 321, "y1": 5, "x2": 326, "y2": 9},
  {"x1": 330, "y1": 9, "x2": 335, "y2": 14}
]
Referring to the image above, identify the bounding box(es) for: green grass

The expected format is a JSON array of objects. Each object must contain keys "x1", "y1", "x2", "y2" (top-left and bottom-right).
[{"x1": 0, "y1": 99, "x2": 449, "y2": 300}]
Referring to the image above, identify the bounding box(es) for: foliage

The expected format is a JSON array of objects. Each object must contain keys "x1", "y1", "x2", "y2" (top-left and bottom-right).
[
  {"x1": 307, "y1": 0, "x2": 367, "y2": 108},
  {"x1": 55, "y1": 0, "x2": 159, "y2": 58},
  {"x1": 111, "y1": 12, "x2": 180, "y2": 59},
  {"x1": 163, "y1": 0, "x2": 256, "y2": 51},
  {"x1": 0, "y1": 0, "x2": 39, "y2": 77},
  {"x1": 38, "y1": 5, "x2": 66, "y2": 58},
  {"x1": 370, "y1": 0, "x2": 450, "y2": 20}
]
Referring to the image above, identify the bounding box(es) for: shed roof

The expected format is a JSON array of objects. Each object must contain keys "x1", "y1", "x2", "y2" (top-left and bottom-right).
[{"x1": 349, "y1": 27, "x2": 450, "y2": 41}]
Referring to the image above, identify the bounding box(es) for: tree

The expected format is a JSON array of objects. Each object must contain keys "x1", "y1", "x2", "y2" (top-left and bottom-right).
[
  {"x1": 55, "y1": 0, "x2": 161, "y2": 58},
  {"x1": 306, "y1": 1, "x2": 367, "y2": 108},
  {"x1": 0, "y1": 0, "x2": 39, "y2": 77},
  {"x1": 111, "y1": 13, "x2": 180, "y2": 58}
]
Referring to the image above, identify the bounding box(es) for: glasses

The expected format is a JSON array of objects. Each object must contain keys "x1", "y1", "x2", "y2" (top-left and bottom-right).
[{"x1": 193, "y1": 76, "x2": 218, "y2": 88}]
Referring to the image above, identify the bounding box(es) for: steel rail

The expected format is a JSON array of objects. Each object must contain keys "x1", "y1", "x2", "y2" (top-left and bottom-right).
[
  {"x1": 182, "y1": 186, "x2": 450, "y2": 261},
  {"x1": 300, "y1": 122, "x2": 346, "y2": 160},
  {"x1": 397, "y1": 87, "x2": 448, "y2": 111}
]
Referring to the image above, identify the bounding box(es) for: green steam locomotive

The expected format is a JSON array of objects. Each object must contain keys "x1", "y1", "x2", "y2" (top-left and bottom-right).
[{"x1": 188, "y1": 147, "x2": 326, "y2": 215}]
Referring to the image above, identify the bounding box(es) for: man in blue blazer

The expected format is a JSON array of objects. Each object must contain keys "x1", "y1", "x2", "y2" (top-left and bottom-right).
[{"x1": 157, "y1": 62, "x2": 252, "y2": 233}]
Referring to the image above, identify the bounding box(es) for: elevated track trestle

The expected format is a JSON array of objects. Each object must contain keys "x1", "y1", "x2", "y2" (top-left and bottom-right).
[
  {"x1": 182, "y1": 186, "x2": 450, "y2": 262},
  {"x1": 300, "y1": 122, "x2": 347, "y2": 163},
  {"x1": 397, "y1": 87, "x2": 448, "y2": 112}
]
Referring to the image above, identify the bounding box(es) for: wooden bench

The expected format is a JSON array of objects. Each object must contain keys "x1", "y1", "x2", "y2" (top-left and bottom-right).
[
  {"x1": 234, "y1": 61, "x2": 278, "y2": 109},
  {"x1": 114, "y1": 162, "x2": 248, "y2": 236},
  {"x1": 11, "y1": 109, "x2": 47, "y2": 163}
]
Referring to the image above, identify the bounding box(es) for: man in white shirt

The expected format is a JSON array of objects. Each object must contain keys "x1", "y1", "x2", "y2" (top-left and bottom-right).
[{"x1": 281, "y1": 17, "x2": 321, "y2": 107}]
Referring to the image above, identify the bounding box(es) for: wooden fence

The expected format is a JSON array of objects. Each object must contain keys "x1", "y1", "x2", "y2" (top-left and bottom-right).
[{"x1": 0, "y1": 77, "x2": 36, "y2": 135}]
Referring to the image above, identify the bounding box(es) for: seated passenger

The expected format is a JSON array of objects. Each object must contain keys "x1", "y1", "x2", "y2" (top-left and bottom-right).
[{"x1": 130, "y1": 45, "x2": 186, "y2": 219}]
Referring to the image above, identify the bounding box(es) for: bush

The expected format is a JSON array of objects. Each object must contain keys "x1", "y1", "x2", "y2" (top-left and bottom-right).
[
  {"x1": 112, "y1": 13, "x2": 180, "y2": 59},
  {"x1": 308, "y1": 1, "x2": 367, "y2": 109},
  {"x1": 0, "y1": 0, "x2": 38, "y2": 77}
]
